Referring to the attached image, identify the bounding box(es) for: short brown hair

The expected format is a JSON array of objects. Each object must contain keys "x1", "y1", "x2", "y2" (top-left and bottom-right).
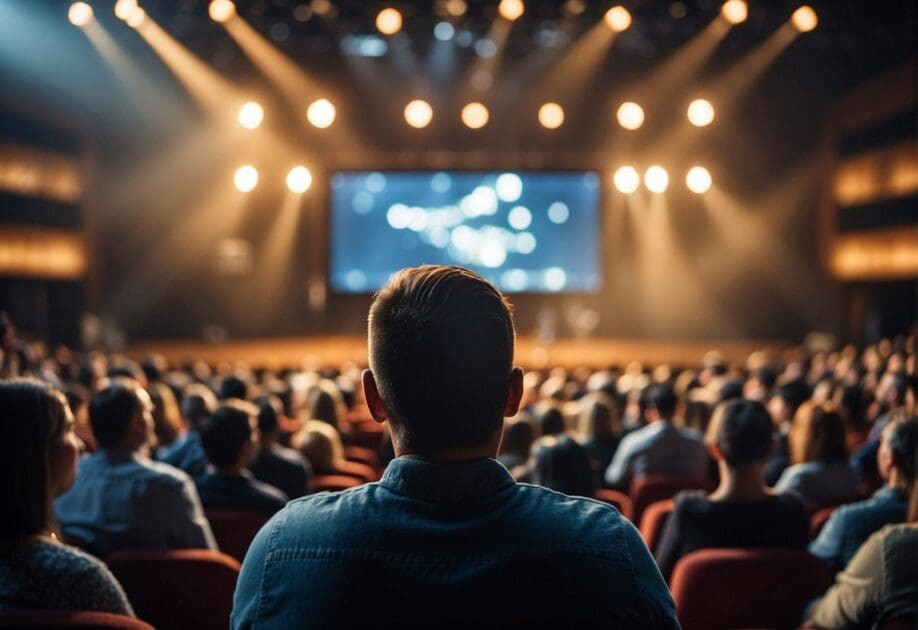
[
  {"x1": 368, "y1": 265, "x2": 515, "y2": 453},
  {"x1": 789, "y1": 401, "x2": 848, "y2": 465}
]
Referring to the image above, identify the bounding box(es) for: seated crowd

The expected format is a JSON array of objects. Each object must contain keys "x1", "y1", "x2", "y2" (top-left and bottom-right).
[{"x1": 0, "y1": 284, "x2": 916, "y2": 628}]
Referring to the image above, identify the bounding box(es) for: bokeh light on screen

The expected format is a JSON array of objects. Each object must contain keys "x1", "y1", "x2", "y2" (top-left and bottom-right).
[
  {"x1": 687, "y1": 99, "x2": 715, "y2": 127},
  {"x1": 234, "y1": 166, "x2": 258, "y2": 192},
  {"x1": 644, "y1": 166, "x2": 669, "y2": 193},
  {"x1": 496, "y1": 173, "x2": 523, "y2": 202},
  {"x1": 287, "y1": 166, "x2": 313, "y2": 193},
  {"x1": 613, "y1": 166, "x2": 640, "y2": 194},
  {"x1": 508, "y1": 206, "x2": 532, "y2": 230},
  {"x1": 238, "y1": 102, "x2": 264, "y2": 130},
  {"x1": 307, "y1": 98, "x2": 336, "y2": 128},
  {"x1": 404, "y1": 100, "x2": 433, "y2": 128},
  {"x1": 616, "y1": 102, "x2": 644, "y2": 130},
  {"x1": 686, "y1": 166, "x2": 712, "y2": 193},
  {"x1": 434, "y1": 22, "x2": 455, "y2": 41},
  {"x1": 68, "y1": 2, "x2": 93, "y2": 27},
  {"x1": 538, "y1": 103, "x2": 564, "y2": 129}
]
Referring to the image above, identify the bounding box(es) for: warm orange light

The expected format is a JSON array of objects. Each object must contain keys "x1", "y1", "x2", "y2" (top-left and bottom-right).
[
  {"x1": 68, "y1": 2, "x2": 93, "y2": 26},
  {"x1": 375, "y1": 8, "x2": 402, "y2": 35},
  {"x1": 613, "y1": 166, "x2": 640, "y2": 194},
  {"x1": 404, "y1": 100, "x2": 433, "y2": 129},
  {"x1": 209, "y1": 0, "x2": 236, "y2": 23},
  {"x1": 686, "y1": 166, "x2": 712, "y2": 193},
  {"x1": 443, "y1": 0, "x2": 467, "y2": 17},
  {"x1": 616, "y1": 102, "x2": 644, "y2": 130},
  {"x1": 461, "y1": 102, "x2": 489, "y2": 129},
  {"x1": 287, "y1": 166, "x2": 313, "y2": 193},
  {"x1": 644, "y1": 166, "x2": 669, "y2": 193},
  {"x1": 687, "y1": 98, "x2": 715, "y2": 127},
  {"x1": 234, "y1": 165, "x2": 258, "y2": 192},
  {"x1": 791, "y1": 5, "x2": 818, "y2": 32},
  {"x1": 238, "y1": 102, "x2": 264, "y2": 129},
  {"x1": 306, "y1": 98, "x2": 336, "y2": 128},
  {"x1": 125, "y1": 7, "x2": 146, "y2": 28},
  {"x1": 114, "y1": 0, "x2": 138, "y2": 20},
  {"x1": 604, "y1": 6, "x2": 632, "y2": 32},
  {"x1": 720, "y1": 0, "x2": 748, "y2": 25},
  {"x1": 498, "y1": 0, "x2": 525, "y2": 21},
  {"x1": 538, "y1": 102, "x2": 564, "y2": 130}
]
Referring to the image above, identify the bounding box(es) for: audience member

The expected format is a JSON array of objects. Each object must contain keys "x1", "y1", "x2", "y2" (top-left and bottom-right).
[
  {"x1": 764, "y1": 378, "x2": 811, "y2": 485},
  {"x1": 576, "y1": 392, "x2": 621, "y2": 477},
  {"x1": 850, "y1": 372, "x2": 910, "y2": 481},
  {"x1": 0, "y1": 379, "x2": 133, "y2": 614},
  {"x1": 775, "y1": 402, "x2": 860, "y2": 506},
  {"x1": 149, "y1": 381, "x2": 182, "y2": 451},
  {"x1": 292, "y1": 420, "x2": 376, "y2": 482},
  {"x1": 306, "y1": 380, "x2": 346, "y2": 431},
  {"x1": 496, "y1": 416, "x2": 534, "y2": 472},
  {"x1": 218, "y1": 375, "x2": 249, "y2": 401},
  {"x1": 54, "y1": 379, "x2": 216, "y2": 556},
  {"x1": 535, "y1": 404, "x2": 566, "y2": 436},
  {"x1": 233, "y1": 266, "x2": 678, "y2": 628},
  {"x1": 604, "y1": 383, "x2": 709, "y2": 489},
  {"x1": 195, "y1": 400, "x2": 289, "y2": 517},
  {"x1": 529, "y1": 435, "x2": 596, "y2": 498},
  {"x1": 655, "y1": 399, "x2": 809, "y2": 580},
  {"x1": 810, "y1": 412, "x2": 917, "y2": 571},
  {"x1": 158, "y1": 383, "x2": 217, "y2": 478},
  {"x1": 249, "y1": 396, "x2": 313, "y2": 499}
]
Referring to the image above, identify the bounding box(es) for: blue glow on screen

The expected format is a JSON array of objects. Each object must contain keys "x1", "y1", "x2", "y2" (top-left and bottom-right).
[{"x1": 329, "y1": 171, "x2": 601, "y2": 293}]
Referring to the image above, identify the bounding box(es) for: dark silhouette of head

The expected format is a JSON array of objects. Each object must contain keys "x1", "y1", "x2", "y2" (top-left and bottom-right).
[
  {"x1": 530, "y1": 435, "x2": 595, "y2": 498},
  {"x1": 200, "y1": 400, "x2": 258, "y2": 470},
  {"x1": 706, "y1": 399, "x2": 774, "y2": 469}
]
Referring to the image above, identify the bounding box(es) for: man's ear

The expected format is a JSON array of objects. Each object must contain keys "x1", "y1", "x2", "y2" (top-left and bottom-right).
[
  {"x1": 362, "y1": 369, "x2": 389, "y2": 425},
  {"x1": 504, "y1": 366, "x2": 525, "y2": 417}
]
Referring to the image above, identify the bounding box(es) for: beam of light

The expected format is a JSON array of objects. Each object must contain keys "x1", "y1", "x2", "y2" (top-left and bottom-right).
[
  {"x1": 114, "y1": 0, "x2": 137, "y2": 21},
  {"x1": 375, "y1": 8, "x2": 402, "y2": 35},
  {"x1": 252, "y1": 191, "x2": 305, "y2": 329},
  {"x1": 616, "y1": 102, "x2": 644, "y2": 130},
  {"x1": 68, "y1": 2, "x2": 93, "y2": 27},
  {"x1": 404, "y1": 99, "x2": 433, "y2": 128},
  {"x1": 459, "y1": 3, "x2": 519, "y2": 98},
  {"x1": 538, "y1": 102, "x2": 564, "y2": 129},
  {"x1": 134, "y1": 15, "x2": 242, "y2": 118}
]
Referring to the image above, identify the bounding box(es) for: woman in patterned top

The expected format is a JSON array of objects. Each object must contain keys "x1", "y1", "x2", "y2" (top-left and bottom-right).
[{"x1": 0, "y1": 379, "x2": 134, "y2": 615}]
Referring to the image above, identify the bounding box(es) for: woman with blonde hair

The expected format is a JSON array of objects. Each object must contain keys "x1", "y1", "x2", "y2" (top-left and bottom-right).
[
  {"x1": 292, "y1": 420, "x2": 375, "y2": 483},
  {"x1": 576, "y1": 392, "x2": 622, "y2": 478}
]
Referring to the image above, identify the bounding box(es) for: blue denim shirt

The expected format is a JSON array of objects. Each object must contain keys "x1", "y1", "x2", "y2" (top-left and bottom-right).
[
  {"x1": 604, "y1": 421, "x2": 709, "y2": 488},
  {"x1": 809, "y1": 486, "x2": 909, "y2": 571},
  {"x1": 233, "y1": 457, "x2": 678, "y2": 629},
  {"x1": 158, "y1": 430, "x2": 209, "y2": 479}
]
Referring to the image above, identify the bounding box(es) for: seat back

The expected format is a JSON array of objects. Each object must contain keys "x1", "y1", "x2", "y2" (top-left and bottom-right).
[
  {"x1": 106, "y1": 549, "x2": 240, "y2": 630},
  {"x1": 594, "y1": 488, "x2": 633, "y2": 521},
  {"x1": 205, "y1": 508, "x2": 268, "y2": 562},
  {"x1": 809, "y1": 505, "x2": 836, "y2": 539},
  {"x1": 671, "y1": 548, "x2": 832, "y2": 630},
  {"x1": 639, "y1": 499, "x2": 675, "y2": 553},
  {"x1": 313, "y1": 474, "x2": 363, "y2": 492},
  {"x1": 0, "y1": 611, "x2": 154, "y2": 629},
  {"x1": 629, "y1": 475, "x2": 714, "y2": 523}
]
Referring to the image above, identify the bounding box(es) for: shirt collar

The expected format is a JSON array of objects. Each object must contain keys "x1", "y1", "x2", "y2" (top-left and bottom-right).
[
  {"x1": 872, "y1": 485, "x2": 909, "y2": 502},
  {"x1": 380, "y1": 457, "x2": 516, "y2": 504}
]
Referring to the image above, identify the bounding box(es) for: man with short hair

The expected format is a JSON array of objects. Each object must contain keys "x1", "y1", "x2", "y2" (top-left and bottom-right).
[
  {"x1": 603, "y1": 383, "x2": 710, "y2": 489},
  {"x1": 249, "y1": 396, "x2": 313, "y2": 499},
  {"x1": 55, "y1": 379, "x2": 216, "y2": 556},
  {"x1": 233, "y1": 266, "x2": 678, "y2": 629},
  {"x1": 195, "y1": 400, "x2": 289, "y2": 517}
]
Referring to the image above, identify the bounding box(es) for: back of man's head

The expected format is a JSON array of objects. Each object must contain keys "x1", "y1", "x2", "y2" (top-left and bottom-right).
[
  {"x1": 90, "y1": 380, "x2": 145, "y2": 449},
  {"x1": 200, "y1": 400, "x2": 257, "y2": 469},
  {"x1": 368, "y1": 265, "x2": 515, "y2": 454},
  {"x1": 218, "y1": 376, "x2": 248, "y2": 401},
  {"x1": 181, "y1": 383, "x2": 217, "y2": 430},
  {"x1": 648, "y1": 383, "x2": 677, "y2": 418}
]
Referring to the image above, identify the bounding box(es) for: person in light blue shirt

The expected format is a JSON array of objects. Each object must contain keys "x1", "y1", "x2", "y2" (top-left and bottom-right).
[
  {"x1": 158, "y1": 383, "x2": 217, "y2": 478},
  {"x1": 232, "y1": 266, "x2": 678, "y2": 630},
  {"x1": 54, "y1": 379, "x2": 217, "y2": 557},
  {"x1": 809, "y1": 414, "x2": 916, "y2": 571},
  {"x1": 603, "y1": 383, "x2": 709, "y2": 489}
]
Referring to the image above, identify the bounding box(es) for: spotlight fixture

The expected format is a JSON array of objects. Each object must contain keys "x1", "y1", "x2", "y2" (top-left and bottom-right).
[
  {"x1": 234, "y1": 166, "x2": 258, "y2": 192},
  {"x1": 604, "y1": 6, "x2": 632, "y2": 33},
  {"x1": 498, "y1": 0, "x2": 525, "y2": 21},
  {"x1": 125, "y1": 7, "x2": 146, "y2": 28},
  {"x1": 306, "y1": 98, "x2": 336, "y2": 128},
  {"x1": 791, "y1": 5, "x2": 818, "y2": 32},
  {"x1": 538, "y1": 102, "x2": 564, "y2": 130},
  {"x1": 644, "y1": 166, "x2": 669, "y2": 193},
  {"x1": 720, "y1": 0, "x2": 748, "y2": 25},
  {"x1": 687, "y1": 99, "x2": 715, "y2": 127},
  {"x1": 114, "y1": 0, "x2": 138, "y2": 20},
  {"x1": 287, "y1": 166, "x2": 313, "y2": 193},
  {"x1": 461, "y1": 102, "x2": 489, "y2": 129},
  {"x1": 238, "y1": 102, "x2": 264, "y2": 130},
  {"x1": 686, "y1": 166, "x2": 712, "y2": 194},
  {"x1": 616, "y1": 102, "x2": 644, "y2": 130},
  {"x1": 209, "y1": 0, "x2": 236, "y2": 23},
  {"x1": 375, "y1": 8, "x2": 402, "y2": 35},
  {"x1": 405, "y1": 100, "x2": 434, "y2": 128},
  {"x1": 68, "y1": 2, "x2": 93, "y2": 27},
  {"x1": 613, "y1": 166, "x2": 640, "y2": 194}
]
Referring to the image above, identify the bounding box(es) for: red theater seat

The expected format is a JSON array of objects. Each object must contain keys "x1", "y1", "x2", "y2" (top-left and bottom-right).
[
  {"x1": 629, "y1": 475, "x2": 714, "y2": 524},
  {"x1": 670, "y1": 548, "x2": 832, "y2": 630},
  {"x1": 205, "y1": 508, "x2": 269, "y2": 562},
  {"x1": 595, "y1": 488, "x2": 633, "y2": 521},
  {"x1": 313, "y1": 474, "x2": 363, "y2": 492},
  {"x1": 639, "y1": 499, "x2": 675, "y2": 553},
  {"x1": 810, "y1": 505, "x2": 836, "y2": 539},
  {"x1": 0, "y1": 611, "x2": 154, "y2": 629},
  {"x1": 106, "y1": 549, "x2": 240, "y2": 630}
]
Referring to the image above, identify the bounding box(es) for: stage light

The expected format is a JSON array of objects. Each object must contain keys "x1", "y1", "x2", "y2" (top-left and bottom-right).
[
  {"x1": 461, "y1": 102, "x2": 489, "y2": 129},
  {"x1": 686, "y1": 166, "x2": 712, "y2": 193},
  {"x1": 125, "y1": 7, "x2": 145, "y2": 27},
  {"x1": 234, "y1": 166, "x2": 258, "y2": 192},
  {"x1": 498, "y1": 0, "x2": 525, "y2": 21},
  {"x1": 538, "y1": 102, "x2": 564, "y2": 130},
  {"x1": 405, "y1": 100, "x2": 433, "y2": 129},
  {"x1": 687, "y1": 98, "x2": 715, "y2": 126},
  {"x1": 791, "y1": 5, "x2": 818, "y2": 32},
  {"x1": 444, "y1": 0, "x2": 467, "y2": 17},
  {"x1": 287, "y1": 166, "x2": 313, "y2": 193},
  {"x1": 114, "y1": 0, "x2": 137, "y2": 20},
  {"x1": 604, "y1": 6, "x2": 632, "y2": 33},
  {"x1": 209, "y1": 0, "x2": 236, "y2": 23},
  {"x1": 306, "y1": 98, "x2": 336, "y2": 128},
  {"x1": 237, "y1": 102, "x2": 264, "y2": 130},
  {"x1": 375, "y1": 8, "x2": 402, "y2": 35},
  {"x1": 720, "y1": 0, "x2": 748, "y2": 25},
  {"x1": 644, "y1": 166, "x2": 669, "y2": 193},
  {"x1": 434, "y1": 22, "x2": 455, "y2": 41},
  {"x1": 613, "y1": 166, "x2": 640, "y2": 194},
  {"x1": 68, "y1": 2, "x2": 93, "y2": 27},
  {"x1": 616, "y1": 102, "x2": 644, "y2": 130}
]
